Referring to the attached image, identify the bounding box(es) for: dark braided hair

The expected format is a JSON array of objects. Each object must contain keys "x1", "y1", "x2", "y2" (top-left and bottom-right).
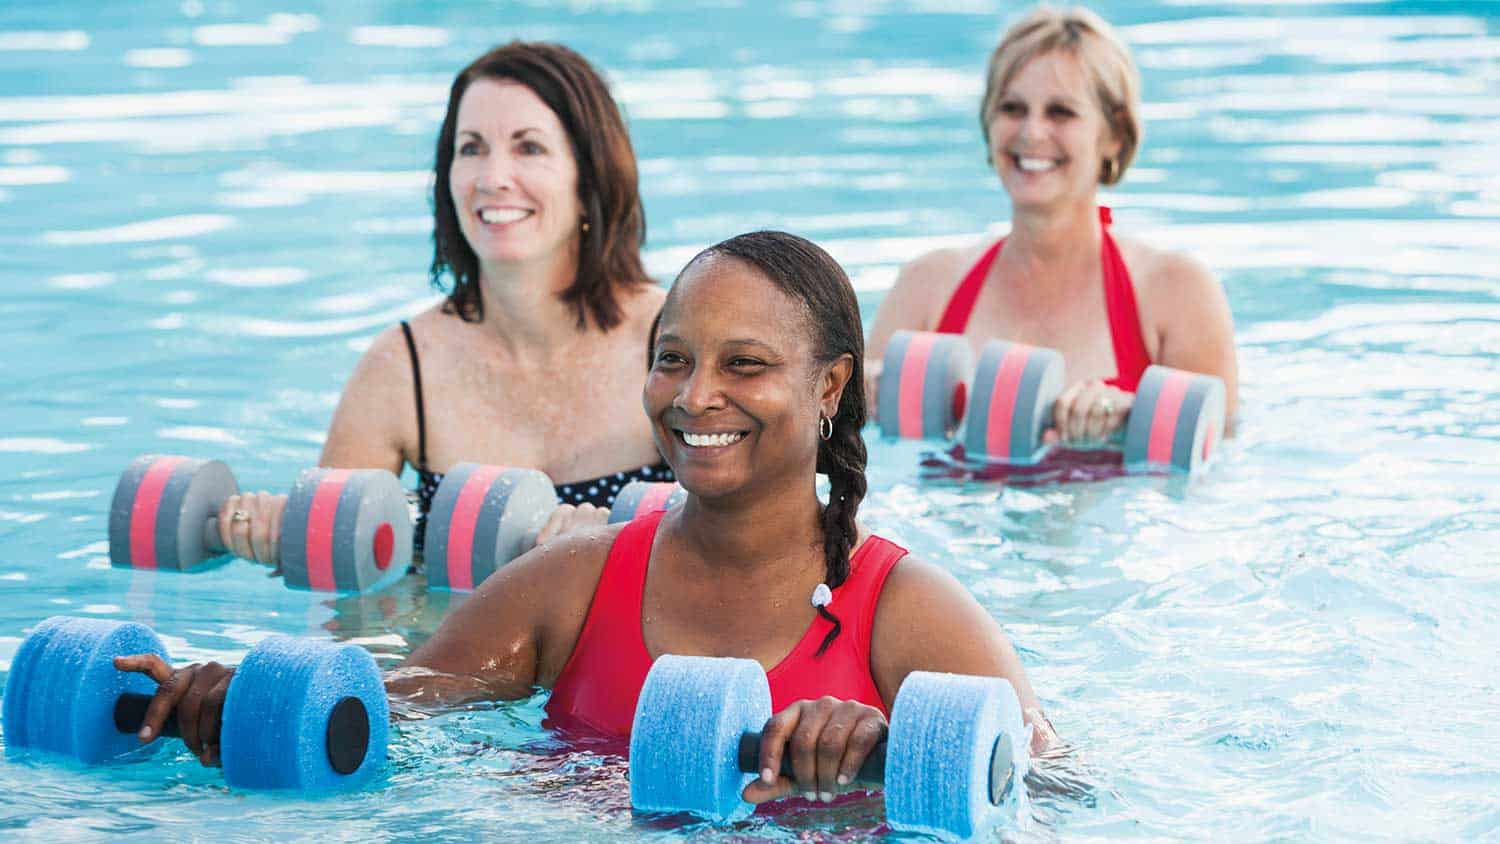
[{"x1": 669, "y1": 231, "x2": 868, "y2": 655}]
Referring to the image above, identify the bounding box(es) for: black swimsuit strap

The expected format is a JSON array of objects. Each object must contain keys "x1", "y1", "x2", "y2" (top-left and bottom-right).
[{"x1": 399, "y1": 320, "x2": 429, "y2": 472}]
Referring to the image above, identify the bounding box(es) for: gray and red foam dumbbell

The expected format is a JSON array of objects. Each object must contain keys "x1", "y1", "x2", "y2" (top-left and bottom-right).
[
  {"x1": 3, "y1": 615, "x2": 386, "y2": 791},
  {"x1": 878, "y1": 330, "x2": 1226, "y2": 472},
  {"x1": 108, "y1": 455, "x2": 411, "y2": 593},
  {"x1": 426, "y1": 466, "x2": 686, "y2": 592}
]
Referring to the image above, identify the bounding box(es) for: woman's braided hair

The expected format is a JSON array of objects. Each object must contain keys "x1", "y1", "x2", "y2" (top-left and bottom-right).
[{"x1": 669, "y1": 231, "x2": 868, "y2": 653}]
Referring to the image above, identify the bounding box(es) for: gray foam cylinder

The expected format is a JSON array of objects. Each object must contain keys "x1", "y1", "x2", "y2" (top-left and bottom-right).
[
  {"x1": 962, "y1": 342, "x2": 1063, "y2": 463},
  {"x1": 608, "y1": 481, "x2": 687, "y2": 523},
  {"x1": 426, "y1": 463, "x2": 557, "y2": 591},
  {"x1": 109, "y1": 456, "x2": 237, "y2": 570}
]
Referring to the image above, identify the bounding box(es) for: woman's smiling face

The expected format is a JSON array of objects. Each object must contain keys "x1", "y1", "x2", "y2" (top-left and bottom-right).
[
  {"x1": 644, "y1": 255, "x2": 829, "y2": 500},
  {"x1": 987, "y1": 50, "x2": 1121, "y2": 210},
  {"x1": 448, "y1": 77, "x2": 582, "y2": 269}
]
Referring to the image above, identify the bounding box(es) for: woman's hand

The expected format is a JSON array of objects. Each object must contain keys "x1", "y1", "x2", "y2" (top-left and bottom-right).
[
  {"x1": 1045, "y1": 379, "x2": 1133, "y2": 446},
  {"x1": 535, "y1": 502, "x2": 607, "y2": 546},
  {"x1": 217, "y1": 492, "x2": 287, "y2": 567},
  {"x1": 112, "y1": 654, "x2": 235, "y2": 767},
  {"x1": 741, "y1": 697, "x2": 888, "y2": 805}
]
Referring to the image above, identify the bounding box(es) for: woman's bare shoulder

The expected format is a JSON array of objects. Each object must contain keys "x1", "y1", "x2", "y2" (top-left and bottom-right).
[{"x1": 1112, "y1": 234, "x2": 1221, "y2": 303}]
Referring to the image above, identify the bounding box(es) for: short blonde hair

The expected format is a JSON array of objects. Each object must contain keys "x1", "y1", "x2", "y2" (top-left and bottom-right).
[{"x1": 980, "y1": 5, "x2": 1142, "y2": 186}]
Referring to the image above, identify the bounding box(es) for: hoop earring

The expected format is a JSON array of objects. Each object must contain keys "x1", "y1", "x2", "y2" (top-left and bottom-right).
[{"x1": 819, "y1": 414, "x2": 834, "y2": 441}]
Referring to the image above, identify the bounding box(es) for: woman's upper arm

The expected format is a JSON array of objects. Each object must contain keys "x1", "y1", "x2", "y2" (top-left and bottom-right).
[
  {"x1": 399, "y1": 526, "x2": 615, "y2": 701},
  {"x1": 1147, "y1": 251, "x2": 1239, "y2": 417},
  {"x1": 866, "y1": 250, "x2": 952, "y2": 362},
  {"x1": 869, "y1": 556, "x2": 1043, "y2": 718},
  {"x1": 318, "y1": 327, "x2": 414, "y2": 474}
]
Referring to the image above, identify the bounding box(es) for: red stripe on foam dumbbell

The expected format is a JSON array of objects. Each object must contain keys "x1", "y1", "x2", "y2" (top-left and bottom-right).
[
  {"x1": 447, "y1": 465, "x2": 505, "y2": 592},
  {"x1": 983, "y1": 344, "x2": 1031, "y2": 461},
  {"x1": 897, "y1": 333, "x2": 936, "y2": 439},
  {"x1": 128, "y1": 456, "x2": 184, "y2": 570},
  {"x1": 304, "y1": 469, "x2": 353, "y2": 592},
  {"x1": 1146, "y1": 372, "x2": 1191, "y2": 466}
]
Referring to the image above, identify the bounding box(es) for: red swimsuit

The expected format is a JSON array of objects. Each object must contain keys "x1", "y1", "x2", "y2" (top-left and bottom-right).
[
  {"x1": 546, "y1": 509, "x2": 908, "y2": 738},
  {"x1": 935, "y1": 206, "x2": 1152, "y2": 391}
]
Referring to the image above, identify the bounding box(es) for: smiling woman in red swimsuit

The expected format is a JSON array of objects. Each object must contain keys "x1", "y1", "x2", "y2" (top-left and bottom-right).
[{"x1": 867, "y1": 6, "x2": 1238, "y2": 444}]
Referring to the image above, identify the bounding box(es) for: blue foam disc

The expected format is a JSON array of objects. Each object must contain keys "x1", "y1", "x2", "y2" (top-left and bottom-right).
[
  {"x1": 629, "y1": 655, "x2": 771, "y2": 821},
  {"x1": 884, "y1": 671, "x2": 1030, "y2": 839},
  {"x1": 2, "y1": 616, "x2": 167, "y2": 764},
  {"x1": 219, "y1": 635, "x2": 388, "y2": 791}
]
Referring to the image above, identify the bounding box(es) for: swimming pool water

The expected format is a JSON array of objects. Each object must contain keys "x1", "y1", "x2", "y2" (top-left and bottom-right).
[{"x1": 1, "y1": 1, "x2": 1497, "y2": 840}]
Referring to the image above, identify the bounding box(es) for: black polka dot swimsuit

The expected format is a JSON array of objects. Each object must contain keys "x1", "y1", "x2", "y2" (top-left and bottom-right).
[{"x1": 400, "y1": 321, "x2": 673, "y2": 552}]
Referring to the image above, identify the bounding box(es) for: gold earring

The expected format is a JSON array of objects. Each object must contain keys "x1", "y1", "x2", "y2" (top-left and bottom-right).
[{"x1": 581, "y1": 219, "x2": 591, "y2": 233}]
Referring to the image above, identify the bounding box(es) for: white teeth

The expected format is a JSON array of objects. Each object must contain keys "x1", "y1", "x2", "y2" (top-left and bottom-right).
[
  {"x1": 682, "y1": 431, "x2": 745, "y2": 448},
  {"x1": 479, "y1": 207, "x2": 531, "y2": 224},
  {"x1": 1016, "y1": 156, "x2": 1058, "y2": 172}
]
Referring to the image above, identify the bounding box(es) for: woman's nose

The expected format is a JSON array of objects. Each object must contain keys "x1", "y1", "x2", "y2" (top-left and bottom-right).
[
  {"x1": 673, "y1": 366, "x2": 724, "y2": 415},
  {"x1": 478, "y1": 155, "x2": 515, "y2": 193}
]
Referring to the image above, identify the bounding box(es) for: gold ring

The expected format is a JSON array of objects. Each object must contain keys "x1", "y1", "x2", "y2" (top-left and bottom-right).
[{"x1": 231, "y1": 509, "x2": 250, "y2": 523}]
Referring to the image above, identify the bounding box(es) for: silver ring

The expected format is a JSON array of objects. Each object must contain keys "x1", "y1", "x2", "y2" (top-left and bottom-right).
[
  {"x1": 1099, "y1": 398, "x2": 1116, "y2": 416},
  {"x1": 231, "y1": 509, "x2": 250, "y2": 523}
]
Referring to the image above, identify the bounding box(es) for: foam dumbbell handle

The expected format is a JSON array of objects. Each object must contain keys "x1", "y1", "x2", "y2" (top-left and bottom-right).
[
  {"x1": 735, "y1": 728, "x2": 1015, "y2": 807},
  {"x1": 735, "y1": 731, "x2": 888, "y2": 785},
  {"x1": 110, "y1": 690, "x2": 372, "y2": 776}
]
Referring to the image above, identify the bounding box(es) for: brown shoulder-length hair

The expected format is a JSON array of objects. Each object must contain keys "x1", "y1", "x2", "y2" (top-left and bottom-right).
[{"x1": 431, "y1": 42, "x2": 650, "y2": 331}]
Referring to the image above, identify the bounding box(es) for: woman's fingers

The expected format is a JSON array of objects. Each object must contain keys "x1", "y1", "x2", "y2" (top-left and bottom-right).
[
  {"x1": 537, "y1": 503, "x2": 609, "y2": 547},
  {"x1": 837, "y1": 714, "x2": 888, "y2": 788},
  {"x1": 196, "y1": 666, "x2": 232, "y2": 767},
  {"x1": 744, "y1": 704, "x2": 801, "y2": 804},
  {"x1": 266, "y1": 493, "x2": 286, "y2": 568},
  {"x1": 140, "y1": 663, "x2": 196, "y2": 743},
  {"x1": 743, "y1": 700, "x2": 888, "y2": 805},
  {"x1": 535, "y1": 504, "x2": 576, "y2": 547},
  {"x1": 1051, "y1": 382, "x2": 1085, "y2": 444},
  {"x1": 113, "y1": 652, "x2": 176, "y2": 685},
  {"x1": 246, "y1": 493, "x2": 274, "y2": 566},
  {"x1": 814, "y1": 702, "x2": 857, "y2": 798}
]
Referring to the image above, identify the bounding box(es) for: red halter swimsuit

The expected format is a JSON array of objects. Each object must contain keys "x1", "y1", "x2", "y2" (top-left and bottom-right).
[{"x1": 934, "y1": 206, "x2": 1152, "y2": 390}]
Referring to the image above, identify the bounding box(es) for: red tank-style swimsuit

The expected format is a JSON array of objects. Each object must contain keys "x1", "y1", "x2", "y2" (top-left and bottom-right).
[{"x1": 546, "y1": 509, "x2": 908, "y2": 738}]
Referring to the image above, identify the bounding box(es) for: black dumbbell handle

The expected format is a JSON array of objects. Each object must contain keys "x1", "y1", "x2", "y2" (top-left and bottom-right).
[
  {"x1": 112, "y1": 691, "x2": 371, "y2": 775},
  {"x1": 737, "y1": 730, "x2": 1018, "y2": 806},
  {"x1": 736, "y1": 731, "x2": 887, "y2": 786},
  {"x1": 115, "y1": 692, "x2": 180, "y2": 738},
  {"x1": 201, "y1": 517, "x2": 229, "y2": 554}
]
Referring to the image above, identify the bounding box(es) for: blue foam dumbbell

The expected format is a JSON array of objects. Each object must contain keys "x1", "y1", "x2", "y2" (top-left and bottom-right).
[
  {"x1": 628, "y1": 655, "x2": 1029, "y2": 838},
  {"x1": 2, "y1": 616, "x2": 388, "y2": 791}
]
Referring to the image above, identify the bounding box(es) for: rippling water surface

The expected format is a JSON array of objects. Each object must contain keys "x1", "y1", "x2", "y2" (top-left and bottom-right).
[{"x1": 1, "y1": 1, "x2": 1497, "y2": 840}]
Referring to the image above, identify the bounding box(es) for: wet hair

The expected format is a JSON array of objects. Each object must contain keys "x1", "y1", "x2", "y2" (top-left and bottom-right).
[
  {"x1": 431, "y1": 42, "x2": 651, "y2": 330},
  {"x1": 980, "y1": 5, "x2": 1142, "y2": 185},
  {"x1": 658, "y1": 231, "x2": 867, "y2": 655}
]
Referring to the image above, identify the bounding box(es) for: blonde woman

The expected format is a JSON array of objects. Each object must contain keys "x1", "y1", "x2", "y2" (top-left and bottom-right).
[{"x1": 868, "y1": 6, "x2": 1237, "y2": 445}]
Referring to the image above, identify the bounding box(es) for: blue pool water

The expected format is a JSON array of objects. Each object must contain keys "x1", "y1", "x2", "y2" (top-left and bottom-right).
[{"x1": 2, "y1": 1, "x2": 1498, "y2": 839}]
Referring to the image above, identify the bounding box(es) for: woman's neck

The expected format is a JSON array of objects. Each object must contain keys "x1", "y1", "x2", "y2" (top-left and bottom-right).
[
  {"x1": 1000, "y1": 199, "x2": 1102, "y2": 282},
  {"x1": 474, "y1": 251, "x2": 588, "y2": 364},
  {"x1": 674, "y1": 477, "x2": 828, "y2": 579}
]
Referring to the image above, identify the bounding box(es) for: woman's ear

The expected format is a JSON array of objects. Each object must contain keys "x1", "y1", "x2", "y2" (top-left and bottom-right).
[{"x1": 821, "y1": 353, "x2": 855, "y2": 417}]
